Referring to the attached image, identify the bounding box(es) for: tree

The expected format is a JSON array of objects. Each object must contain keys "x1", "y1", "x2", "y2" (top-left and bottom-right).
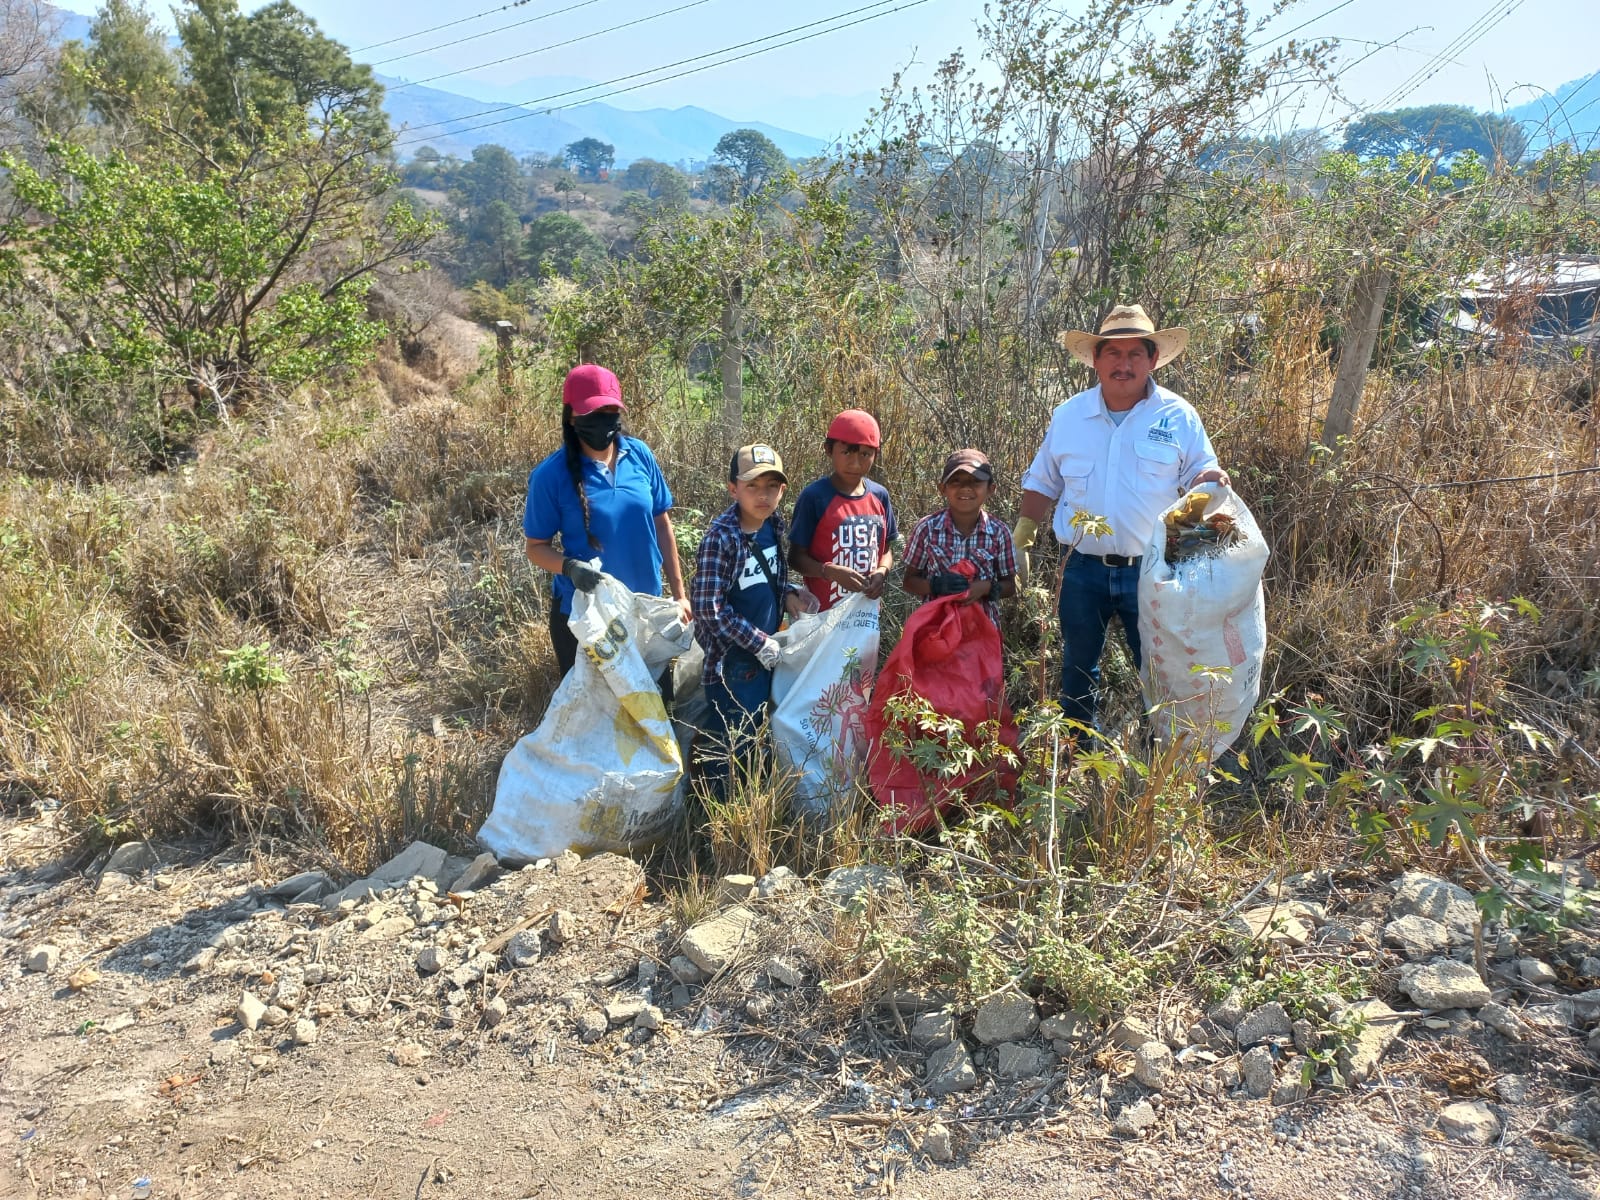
[
  {"x1": 562, "y1": 136, "x2": 613, "y2": 181},
  {"x1": 467, "y1": 199, "x2": 523, "y2": 286},
  {"x1": 0, "y1": 0, "x2": 58, "y2": 150},
  {"x1": 712, "y1": 128, "x2": 787, "y2": 197},
  {"x1": 458, "y1": 143, "x2": 521, "y2": 210},
  {"x1": 621, "y1": 157, "x2": 689, "y2": 209},
  {"x1": 175, "y1": 0, "x2": 385, "y2": 145},
  {"x1": 79, "y1": 0, "x2": 176, "y2": 123},
  {"x1": 1, "y1": 115, "x2": 437, "y2": 407},
  {"x1": 524, "y1": 212, "x2": 605, "y2": 277},
  {"x1": 1343, "y1": 105, "x2": 1528, "y2": 169}
]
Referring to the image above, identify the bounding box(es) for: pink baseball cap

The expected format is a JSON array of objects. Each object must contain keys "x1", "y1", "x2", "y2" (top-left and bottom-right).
[{"x1": 562, "y1": 364, "x2": 625, "y2": 416}]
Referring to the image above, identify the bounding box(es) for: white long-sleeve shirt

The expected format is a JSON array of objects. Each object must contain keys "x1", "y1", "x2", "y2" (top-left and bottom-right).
[{"x1": 1021, "y1": 380, "x2": 1220, "y2": 558}]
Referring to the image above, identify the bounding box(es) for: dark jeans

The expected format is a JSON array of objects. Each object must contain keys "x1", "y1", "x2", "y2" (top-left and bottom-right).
[
  {"x1": 548, "y1": 604, "x2": 579, "y2": 678},
  {"x1": 1058, "y1": 550, "x2": 1143, "y2": 729},
  {"x1": 697, "y1": 647, "x2": 773, "y2": 799},
  {"x1": 547, "y1": 603, "x2": 674, "y2": 703}
]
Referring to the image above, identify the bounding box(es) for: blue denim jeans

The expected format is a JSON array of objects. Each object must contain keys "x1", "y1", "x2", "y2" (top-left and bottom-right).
[
  {"x1": 698, "y1": 647, "x2": 773, "y2": 798},
  {"x1": 1058, "y1": 551, "x2": 1143, "y2": 729}
]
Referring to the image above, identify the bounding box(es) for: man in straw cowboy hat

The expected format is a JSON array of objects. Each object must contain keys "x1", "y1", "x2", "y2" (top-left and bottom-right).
[{"x1": 1013, "y1": 304, "x2": 1230, "y2": 730}]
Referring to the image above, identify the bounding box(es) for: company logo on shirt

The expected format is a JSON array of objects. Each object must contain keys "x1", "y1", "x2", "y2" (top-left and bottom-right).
[
  {"x1": 825, "y1": 514, "x2": 883, "y2": 604},
  {"x1": 738, "y1": 544, "x2": 780, "y2": 591},
  {"x1": 1146, "y1": 414, "x2": 1178, "y2": 446}
]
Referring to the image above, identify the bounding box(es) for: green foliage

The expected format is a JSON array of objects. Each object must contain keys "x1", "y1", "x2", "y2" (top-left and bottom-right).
[
  {"x1": 217, "y1": 640, "x2": 288, "y2": 692},
  {"x1": 524, "y1": 212, "x2": 606, "y2": 279},
  {"x1": 712, "y1": 128, "x2": 788, "y2": 198},
  {"x1": 175, "y1": 0, "x2": 386, "y2": 145},
  {"x1": 562, "y1": 136, "x2": 614, "y2": 182},
  {"x1": 1343, "y1": 104, "x2": 1528, "y2": 168},
  {"x1": 2, "y1": 116, "x2": 436, "y2": 405}
]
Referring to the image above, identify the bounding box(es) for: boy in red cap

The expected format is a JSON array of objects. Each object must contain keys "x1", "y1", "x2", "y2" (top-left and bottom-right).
[
  {"x1": 788, "y1": 409, "x2": 897, "y2": 612},
  {"x1": 902, "y1": 449, "x2": 1017, "y2": 628}
]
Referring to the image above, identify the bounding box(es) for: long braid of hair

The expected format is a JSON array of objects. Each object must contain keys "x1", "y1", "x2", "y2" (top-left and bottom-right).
[{"x1": 561, "y1": 406, "x2": 602, "y2": 551}]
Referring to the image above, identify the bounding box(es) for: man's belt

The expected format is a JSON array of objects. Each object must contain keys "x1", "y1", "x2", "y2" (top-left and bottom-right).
[{"x1": 1070, "y1": 549, "x2": 1141, "y2": 568}]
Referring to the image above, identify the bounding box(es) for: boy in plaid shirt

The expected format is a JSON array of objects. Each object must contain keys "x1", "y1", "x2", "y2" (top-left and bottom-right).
[
  {"x1": 901, "y1": 449, "x2": 1017, "y2": 627},
  {"x1": 691, "y1": 444, "x2": 812, "y2": 796}
]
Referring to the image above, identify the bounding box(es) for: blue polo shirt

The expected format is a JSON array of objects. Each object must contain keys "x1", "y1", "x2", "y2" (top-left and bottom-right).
[{"x1": 524, "y1": 436, "x2": 674, "y2": 614}]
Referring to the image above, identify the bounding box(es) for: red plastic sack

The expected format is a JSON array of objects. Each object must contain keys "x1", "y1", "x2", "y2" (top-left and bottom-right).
[{"x1": 865, "y1": 594, "x2": 1018, "y2": 834}]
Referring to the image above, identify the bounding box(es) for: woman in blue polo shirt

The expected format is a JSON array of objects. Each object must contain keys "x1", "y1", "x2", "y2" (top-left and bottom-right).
[{"x1": 523, "y1": 364, "x2": 690, "y2": 677}]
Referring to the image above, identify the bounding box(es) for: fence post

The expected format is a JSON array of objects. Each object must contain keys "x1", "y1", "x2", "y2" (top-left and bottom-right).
[
  {"x1": 494, "y1": 321, "x2": 515, "y2": 420},
  {"x1": 1321, "y1": 267, "x2": 1392, "y2": 454}
]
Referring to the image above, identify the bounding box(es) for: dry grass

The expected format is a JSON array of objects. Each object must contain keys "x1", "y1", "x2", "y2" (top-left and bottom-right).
[{"x1": 2, "y1": 273, "x2": 1596, "y2": 897}]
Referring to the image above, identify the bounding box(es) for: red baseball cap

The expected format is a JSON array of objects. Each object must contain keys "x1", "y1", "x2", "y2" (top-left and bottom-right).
[
  {"x1": 826, "y1": 409, "x2": 880, "y2": 449},
  {"x1": 562, "y1": 364, "x2": 625, "y2": 416}
]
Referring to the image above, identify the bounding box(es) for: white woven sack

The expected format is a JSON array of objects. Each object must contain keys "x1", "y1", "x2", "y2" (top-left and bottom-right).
[
  {"x1": 478, "y1": 574, "x2": 692, "y2": 862},
  {"x1": 770, "y1": 594, "x2": 880, "y2": 819},
  {"x1": 1138, "y1": 485, "x2": 1269, "y2": 763}
]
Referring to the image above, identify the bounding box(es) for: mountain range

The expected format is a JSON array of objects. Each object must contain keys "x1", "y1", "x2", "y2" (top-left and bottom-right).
[
  {"x1": 379, "y1": 76, "x2": 832, "y2": 168},
  {"x1": 31, "y1": 4, "x2": 1597, "y2": 164},
  {"x1": 1506, "y1": 72, "x2": 1600, "y2": 153}
]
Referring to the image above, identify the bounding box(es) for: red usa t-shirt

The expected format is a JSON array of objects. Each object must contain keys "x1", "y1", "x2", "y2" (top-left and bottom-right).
[{"x1": 789, "y1": 477, "x2": 897, "y2": 611}]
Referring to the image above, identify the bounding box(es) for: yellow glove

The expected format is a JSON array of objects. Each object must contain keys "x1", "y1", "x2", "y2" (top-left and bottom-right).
[{"x1": 1012, "y1": 517, "x2": 1039, "y2": 586}]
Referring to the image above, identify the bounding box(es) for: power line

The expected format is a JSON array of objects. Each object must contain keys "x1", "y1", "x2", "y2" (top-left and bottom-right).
[
  {"x1": 388, "y1": 0, "x2": 719, "y2": 92},
  {"x1": 396, "y1": 0, "x2": 927, "y2": 148},
  {"x1": 1368, "y1": 0, "x2": 1526, "y2": 114},
  {"x1": 369, "y1": 0, "x2": 609, "y2": 68},
  {"x1": 392, "y1": 0, "x2": 918, "y2": 145},
  {"x1": 353, "y1": 0, "x2": 539, "y2": 54}
]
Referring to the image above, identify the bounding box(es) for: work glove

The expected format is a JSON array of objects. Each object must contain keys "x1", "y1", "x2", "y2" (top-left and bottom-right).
[
  {"x1": 561, "y1": 556, "x2": 602, "y2": 593},
  {"x1": 1011, "y1": 517, "x2": 1038, "y2": 586},
  {"x1": 928, "y1": 571, "x2": 971, "y2": 597},
  {"x1": 755, "y1": 637, "x2": 781, "y2": 671}
]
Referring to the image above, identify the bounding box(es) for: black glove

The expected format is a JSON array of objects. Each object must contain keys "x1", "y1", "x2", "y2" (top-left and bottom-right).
[
  {"x1": 928, "y1": 571, "x2": 970, "y2": 597},
  {"x1": 562, "y1": 556, "x2": 602, "y2": 593}
]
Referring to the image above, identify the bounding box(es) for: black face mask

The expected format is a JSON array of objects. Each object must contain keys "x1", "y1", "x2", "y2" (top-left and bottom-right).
[{"x1": 571, "y1": 411, "x2": 622, "y2": 451}]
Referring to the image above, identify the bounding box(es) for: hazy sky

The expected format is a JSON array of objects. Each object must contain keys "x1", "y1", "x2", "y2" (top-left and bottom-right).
[{"x1": 48, "y1": 0, "x2": 1597, "y2": 137}]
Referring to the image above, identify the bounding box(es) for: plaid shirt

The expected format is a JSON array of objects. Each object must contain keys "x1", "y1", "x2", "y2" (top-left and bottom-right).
[
  {"x1": 691, "y1": 505, "x2": 800, "y2": 684},
  {"x1": 902, "y1": 508, "x2": 1017, "y2": 626}
]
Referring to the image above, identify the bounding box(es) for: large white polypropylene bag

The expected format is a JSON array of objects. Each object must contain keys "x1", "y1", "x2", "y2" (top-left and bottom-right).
[
  {"x1": 479, "y1": 574, "x2": 693, "y2": 863},
  {"x1": 771, "y1": 594, "x2": 880, "y2": 819},
  {"x1": 1138, "y1": 485, "x2": 1269, "y2": 763}
]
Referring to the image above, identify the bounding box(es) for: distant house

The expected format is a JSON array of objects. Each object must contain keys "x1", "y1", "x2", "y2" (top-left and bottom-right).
[{"x1": 1426, "y1": 257, "x2": 1600, "y2": 356}]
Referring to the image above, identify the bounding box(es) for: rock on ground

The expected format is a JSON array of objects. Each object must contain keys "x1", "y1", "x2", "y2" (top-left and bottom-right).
[
  {"x1": 1241, "y1": 1045, "x2": 1275, "y2": 1098},
  {"x1": 236, "y1": 992, "x2": 267, "y2": 1032},
  {"x1": 25, "y1": 944, "x2": 59, "y2": 973},
  {"x1": 924, "y1": 1041, "x2": 978, "y2": 1096},
  {"x1": 1133, "y1": 1041, "x2": 1175, "y2": 1089},
  {"x1": 922, "y1": 1121, "x2": 955, "y2": 1162},
  {"x1": 1112, "y1": 1015, "x2": 1156, "y2": 1049},
  {"x1": 1389, "y1": 872, "x2": 1478, "y2": 939},
  {"x1": 1113, "y1": 1099, "x2": 1158, "y2": 1137},
  {"x1": 912, "y1": 1011, "x2": 956, "y2": 1050},
  {"x1": 1439, "y1": 1100, "x2": 1502, "y2": 1145},
  {"x1": 1400, "y1": 960, "x2": 1492, "y2": 1010},
  {"x1": 680, "y1": 906, "x2": 759, "y2": 974},
  {"x1": 994, "y1": 1042, "x2": 1050, "y2": 1079},
  {"x1": 766, "y1": 958, "x2": 803, "y2": 988},
  {"x1": 1384, "y1": 914, "x2": 1452, "y2": 961},
  {"x1": 1226, "y1": 905, "x2": 1311, "y2": 947},
  {"x1": 1235, "y1": 1002, "x2": 1293, "y2": 1048},
  {"x1": 1334, "y1": 998, "x2": 1407, "y2": 1083},
  {"x1": 973, "y1": 994, "x2": 1038, "y2": 1045},
  {"x1": 449, "y1": 853, "x2": 501, "y2": 894},
  {"x1": 104, "y1": 842, "x2": 156, "y2": 875},
  {"x1": 822, "y1": 864, "x2": 903, "y2": 904}
]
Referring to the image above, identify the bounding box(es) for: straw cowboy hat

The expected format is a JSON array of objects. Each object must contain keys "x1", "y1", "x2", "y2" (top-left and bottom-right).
[{"x1": 1057, "y1": 304, "x2": 1188, "y2": 369}]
